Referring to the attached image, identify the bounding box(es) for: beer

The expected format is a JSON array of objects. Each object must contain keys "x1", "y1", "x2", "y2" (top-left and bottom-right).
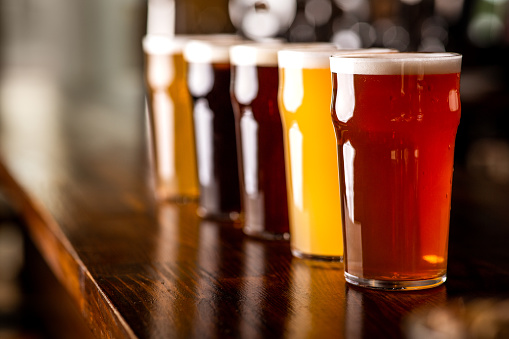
[
  {"x1": 278, "y1": 48, "x2": 344, "y2": 259},
  {"x1": 184, "y1": 38, "x2": 243, "y2": 221},
  {"x1": 330, "y1": 52, "x2": 462, "y2": 289},
  {"x1": 278, "y1": 47, "x2": 392, "y2": 260},
  {"x1": 230, "y1": 44, "x2": 291, "y2": 240},
  {"x1": 143, "y1": 35, "x2": 199, "y2": 201}
]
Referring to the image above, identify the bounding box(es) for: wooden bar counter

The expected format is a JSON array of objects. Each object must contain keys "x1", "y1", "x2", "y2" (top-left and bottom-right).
[{"x1": 0, "y1": 85, "x2": 508, "y2": 338}]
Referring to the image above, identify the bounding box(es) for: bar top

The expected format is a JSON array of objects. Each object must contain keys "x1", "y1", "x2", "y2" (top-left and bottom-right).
[{"x1": 0, "y1": 85, "x2": 508, "y2": 338}]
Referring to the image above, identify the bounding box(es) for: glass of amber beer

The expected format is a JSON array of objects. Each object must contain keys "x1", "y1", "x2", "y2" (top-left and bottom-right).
[
  {"x1": 330, "y1": 52, "x2": 462, "y2": 290},
  {"x1": 230, "y1": 43, "x2": 291, "y2": 240},
  {"x1": 143, "y1": 35, "x2": 200, "y2": 201},
  {"x1": 184, "y1": 37, "x2": 243, "y2": 221}
]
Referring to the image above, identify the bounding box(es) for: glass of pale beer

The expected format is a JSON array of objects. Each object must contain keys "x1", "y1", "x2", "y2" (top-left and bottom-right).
[
  {"x1": 184, "y1": 36, "x2": 244, "y2": 221},
  {"x1": 143, "y1": 35, "x2": 200, "y2": 202},
  {"x1": 330, "y1": 52, "x2": 462, "y2": 290}
]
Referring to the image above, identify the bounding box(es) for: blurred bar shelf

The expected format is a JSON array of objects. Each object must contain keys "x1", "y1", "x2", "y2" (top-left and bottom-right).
[{"x1": 1, "y1": 93, "x2": 509, "y2": 339}]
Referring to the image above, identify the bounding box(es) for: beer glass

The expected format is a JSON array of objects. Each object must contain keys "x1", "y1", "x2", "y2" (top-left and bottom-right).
[
  {"x1": 143, "y1": 35, "x2": 199, "y2": 201},
  {"x1": 230, "y1": 43, "x2": 291, "y2": 240},
  {"x1": 278, "y1": 47, "x2": 393, "y2": 260},
  {"x1": 184, "y1": 37, "x2": 243, "y2": 221},
  {"x1": 330, "y1": 52, "x2": 462, "y2": 290}
]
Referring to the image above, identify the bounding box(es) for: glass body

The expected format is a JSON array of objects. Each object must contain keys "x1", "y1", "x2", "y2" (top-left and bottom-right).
[
  {"x1": 331, "y1": 53, "x2": 461, "y2": 290},
  {"x1": 231, "y1": 64, "x2": 290, "y2": 240},
  {"x1": 187, "y1": 61, "x2": 241, "y2": 221},
  {"x1": 144, "y1": 48, "x2": 200, "y2": 201},
  {"x1": 278, "y1": 66, "x2": 343, "y2": 260}
]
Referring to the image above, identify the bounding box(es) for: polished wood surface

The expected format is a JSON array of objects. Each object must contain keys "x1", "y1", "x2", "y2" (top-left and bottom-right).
[{"x1": 0, "y1": 92, "x2": 508, "y2": 338}]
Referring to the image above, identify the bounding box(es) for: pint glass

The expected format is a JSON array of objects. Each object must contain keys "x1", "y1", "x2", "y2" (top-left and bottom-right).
[
  {"x1": 278, "y1": 48, "x2": 393, "y2": 260},
  {"x1": 330, "y1": 53, "x2": 462, "y2": 290},
  {"x1": 143, "y1": 35, "x2": 199, "y2": 201},
  {"x1": 230, "y1": 43, "x2": 291, "y2": 240},
  {"x1": 277, "y1": 47, "x2": 345, "y2": 260},
  {"x1": 184, "y1": 37, "x2": 243, "y2": 221}
]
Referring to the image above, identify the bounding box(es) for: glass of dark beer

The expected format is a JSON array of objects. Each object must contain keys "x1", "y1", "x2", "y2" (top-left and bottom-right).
[
  {"x1": 229, "y1": 43, "x2": 291, "y2": 240},
  {"x1": 183, "y1": 37, "x2": 244, "y2": 221},
  {"x1": 330, "y1": 52, "x2": 462, "y2": 290}
]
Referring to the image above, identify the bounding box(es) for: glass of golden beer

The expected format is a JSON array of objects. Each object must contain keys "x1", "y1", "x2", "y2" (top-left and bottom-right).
[
  {"x1": 278, "y1": 47, "x2": 393, "y2": 261},
  {"x1": 184, "y1": 36, "x2": 244, "y2": 221},
  {"x1": 330, "y1": 52, "x2": 462, "y2": 290},
  {"x1": 143, "y1": 35, "x2": 200, "y2": 202}
]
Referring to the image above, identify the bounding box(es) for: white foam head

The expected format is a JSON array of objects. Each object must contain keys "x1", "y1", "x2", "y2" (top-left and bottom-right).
[
  {"x1": 183, "y1": 35, "x2": 245, "y2": 64},
  {"x1": 230, "y1": 42, "x2": 336, "y2": 67},
  {"x1": 143, "y1": 34, "x2": 243, "y2": 55},
  {"x1": 142, "y1": 35, "x2": 188, "y2": 55},
  {"x1": 278, "y1": 47, "x2": 395, "y2": 69},
  {"x1": 330, "y1": 52, "x2": 462, "y2": 75}
]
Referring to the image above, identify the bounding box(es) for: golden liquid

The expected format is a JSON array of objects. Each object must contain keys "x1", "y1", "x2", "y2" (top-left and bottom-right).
[
  {"x1": 278, "y1": 67, "x2": 343, "y2": 258},
  {"x1": 145, "y1": 52, "x2": 199, "y2": 200}
]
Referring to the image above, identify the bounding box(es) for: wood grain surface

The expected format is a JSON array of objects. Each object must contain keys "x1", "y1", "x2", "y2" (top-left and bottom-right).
[{"x1": 0, "y1": 93, "x2": 508, "y2": 339}]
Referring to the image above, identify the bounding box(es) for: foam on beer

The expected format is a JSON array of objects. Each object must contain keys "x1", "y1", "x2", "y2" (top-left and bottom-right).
[
  {"x1": 278, "y1": 48, "x2": 394, "y2": 69},
  {"x1": 143, "y1": 34, "x2": 243, "y2": 56},
  {"x1": 143, "y1": 35, "x2": 188, "y2": 54},
  {"x1": 330, "y1": 52, "x2": 462, "y2": 75},
  {"x1": 230, "y1": 43, "x2": 336, "y2": 67},
  {"x1": 184, "y1": 36, "x2": 244, "y2": 64}
]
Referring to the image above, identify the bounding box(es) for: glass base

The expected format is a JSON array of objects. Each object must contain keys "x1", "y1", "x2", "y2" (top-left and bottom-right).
[
  {"x1": 197, "y1": 206, "x2": 241, "y2": 222},
  {"x1": 345, "y1": 272, "x2": 446, "y2": 291},
  {"x1": 292, "y1": 249, "x2": 343, "y2": 262},
  {"x1": 243, "y1": 227, "x2": 290, "y2": 241}
]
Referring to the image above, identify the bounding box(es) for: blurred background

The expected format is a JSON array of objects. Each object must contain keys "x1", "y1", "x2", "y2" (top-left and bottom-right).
[{"x1": 1, "y1": 0, "x2": 509, "y2": 337}]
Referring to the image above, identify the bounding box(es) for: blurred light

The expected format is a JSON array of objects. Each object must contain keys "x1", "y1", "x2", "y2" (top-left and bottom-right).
[
  {"x1": 468, "y1": 139, "x2": 509, "y2": 184},
  {"x1": 383, "y1": 25, "x2": 410, "y2": 51},
  {"x1": 332, "y1": 30, "x2": 362, "y2": 48},
  {"x1": 334, "y1": 0, "x2": 370, "y2": 21},
  {"x1": 372, "y1": 19, "x2": 394, "y2": 46},
  {"x1": 351, "y1": 22, "x2": 376, "y2": 46},
  {"x1": 401, "y1": 0, "x2": 422, "y2": 4},
  {"x1": 418, "y1": 37, "x2": 446, "y2": 51},
  {"x1": 305, "y1": 0, "x2": 333, "y2": 26},
  {"x1": 242, "y1": 10, "x2": 280, "y2": 38},
  {"x1": 289, "y1": 12, "x2": 316, "y2": 42},
  {"x1": 485, "y1": 0, "x2": 509, "y2": 4},
  {"x1": 421, "y1": 16, "x2": 449, "y2": 43},
  {"x1": 434, "y1": 0, "x2": 464, "y2": 22},
  {"x1": 289, "y1": 23, "x2": 317, "y2": 42},
  {"x1": 229, "y1": 0, "x2": 296, "y2": 38},
  {"x1": 468, "y1": 13, "x2": 504, "y2": 47},
  {"x1": 332, "y1": 13, "x2": 359, "y2": 32},
  {"x1": 334, "y1": 0, "x2": 364, "y2": 12}
]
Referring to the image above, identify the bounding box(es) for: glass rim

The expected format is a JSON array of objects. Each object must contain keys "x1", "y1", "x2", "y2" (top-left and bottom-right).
[
  {"x1": 330, "y1": 52, "x2": 462, "y2": 75},
  {"x1": 183, "y1": 36, "x2": 245, "y2": 63},
  {"x1": 230, "y1": 42, "x2": 336, "y2": 67},
  {"x1": 143, "y1": 34, "x2": 242, "y2": 55},
  {"x1": 278, "y1": 48, "x2": 396, "y2": 69}
]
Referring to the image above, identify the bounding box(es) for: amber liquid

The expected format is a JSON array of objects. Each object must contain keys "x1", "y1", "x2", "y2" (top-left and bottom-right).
[
  {"x1": 145, "y1": 52, "x2": 200, "y2": 201},
  {"x1": 231, "y1": 65, "x2": 289, "y2": 239},
  {"x1": 331, "y1": 72, "x2": 461, "y2": 281},
  {"x1": 188, "y1": 62, "x2": 241, "y2": 220}
]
